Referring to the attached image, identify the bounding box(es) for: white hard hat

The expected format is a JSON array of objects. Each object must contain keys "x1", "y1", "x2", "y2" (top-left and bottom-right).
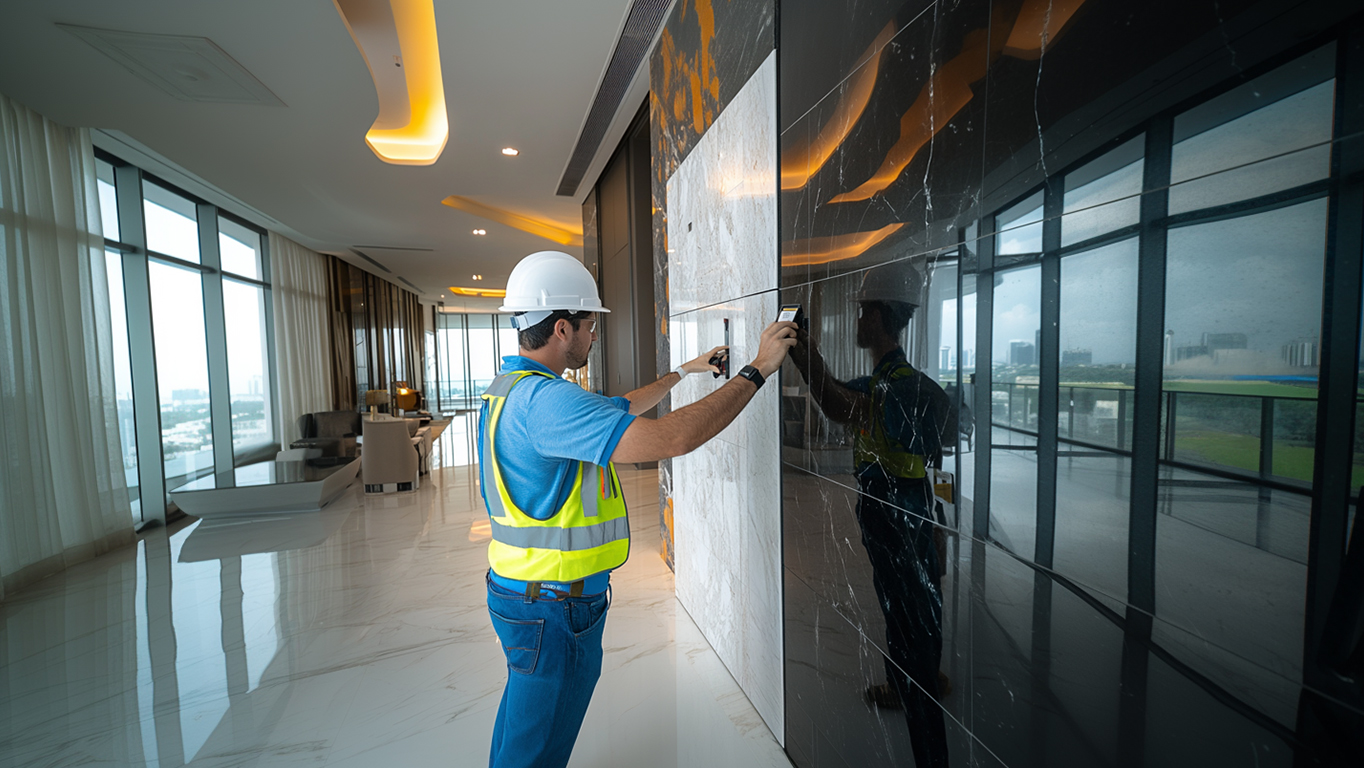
[
  {"x1": 856, "y1": 259, "x2": 924, "y2": 307},
  {"x1": 499, "y1": 250, "x2": 610, "y2": 329}
]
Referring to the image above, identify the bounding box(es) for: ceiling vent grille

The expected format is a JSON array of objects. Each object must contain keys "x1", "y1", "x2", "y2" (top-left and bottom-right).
[
  {"x1": 350, "y1": 248, "x2": 394, "y2": 273},
  {"x1": 555, "y1": 0, "x2": 670, "y2": 197},
  {"x1": 59, "y1": 25, "x2": 283, "y2": 106}
]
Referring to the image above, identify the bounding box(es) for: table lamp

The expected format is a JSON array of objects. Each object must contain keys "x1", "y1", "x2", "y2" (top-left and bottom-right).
[
  {"x1": 394, "y1": 381, "x2": 419, "y2": 414},
  {"x1": 364, "y1": 389, "x2": 390, "y2": 419}
]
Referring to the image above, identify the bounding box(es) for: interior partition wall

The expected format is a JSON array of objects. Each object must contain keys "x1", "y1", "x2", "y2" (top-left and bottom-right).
[
  {"x1": 589, "y1": 104, "x2": 657, "y2": 400},
  {"x1": 779, "y1": 1, "x2": 1364, "y2": 765},
  {"x1": 94, "y1": 150, "x2": 276, "y2": 524}
]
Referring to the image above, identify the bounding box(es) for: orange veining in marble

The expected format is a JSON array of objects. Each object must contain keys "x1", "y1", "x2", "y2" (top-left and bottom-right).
[{"x1": 781, "y1": 223, "x2": 905, "y2": 267}]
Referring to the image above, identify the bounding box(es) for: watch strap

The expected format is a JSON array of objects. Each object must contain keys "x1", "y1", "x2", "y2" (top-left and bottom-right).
[{"x1": 737, "y1": 365, "x2": 765, "y2": 390}]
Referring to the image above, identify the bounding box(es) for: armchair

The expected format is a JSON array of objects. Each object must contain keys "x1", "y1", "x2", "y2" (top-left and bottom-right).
[{"x1": 361, "y1": 418, "x2": 420, "y2": 493}]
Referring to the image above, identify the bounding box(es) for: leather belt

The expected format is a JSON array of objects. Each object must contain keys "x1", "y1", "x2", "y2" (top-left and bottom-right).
[{"x1": 525, "y1": 580, "x2": 584, "y2": 599}]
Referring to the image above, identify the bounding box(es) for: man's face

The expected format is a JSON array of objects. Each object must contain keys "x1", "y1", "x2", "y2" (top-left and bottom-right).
[{"x1": 564, "y1": 315, "x2": 597, "y2": 370}]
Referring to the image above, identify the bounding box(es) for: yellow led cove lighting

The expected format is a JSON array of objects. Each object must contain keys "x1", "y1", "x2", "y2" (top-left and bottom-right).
[
  {"x1": 449, "y1": 286, "x2": 506, "y2": 298},
  {"x1": 334, "y1": 0, "x2": 448, "y2": 166},
  {"x1": 442, "y1": 196, "x2": 583, "y2": 246}
]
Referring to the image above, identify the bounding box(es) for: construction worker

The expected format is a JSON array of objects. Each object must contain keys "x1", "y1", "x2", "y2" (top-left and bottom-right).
[
  {"x1": 789, "y1": 259, "x2": 954, "y2": 768},
  {"x1": 480, "y1": 250, "x2": 796, "y2": 768}
]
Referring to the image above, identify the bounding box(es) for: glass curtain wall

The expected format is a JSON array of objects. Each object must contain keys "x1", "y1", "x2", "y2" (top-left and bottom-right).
[
  {"x1": 433, "y1": 310, "x2": 521, "y2": 411},
  {"x1": 96, "y1": 152, "x2": 275, "y2": 519},
  {"x1": 219, "y1": 218, "x2": 272, "y2": 455},
  {"x1": 96, "y1": 160, "x2": 140, "y2": 518},
  {"x1": 966, "y1": 43, "x2": 1343, "y2": 718}
]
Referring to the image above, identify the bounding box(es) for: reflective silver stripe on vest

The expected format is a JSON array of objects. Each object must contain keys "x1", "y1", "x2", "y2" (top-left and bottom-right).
[
  {"x1": 484, "y1": 374, "x2": 519, "y2": 398},
  {"x1": 490, "y1": 516, "x2": 629, "y2": 551},
  {"x1": 481, "y1": 409, "x2": 507, "y2": 518},
  {"x1": 581, "y1": 465, "x2": 599, "y2": 517}
]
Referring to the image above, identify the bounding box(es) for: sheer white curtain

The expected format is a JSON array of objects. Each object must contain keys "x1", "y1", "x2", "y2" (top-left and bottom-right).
[
  {"x1": 0, "y1": 93, "x2": 133, "y2": 601},
  {"x1": 269, "y1": 232, "x2": 333, "y2": 447}
]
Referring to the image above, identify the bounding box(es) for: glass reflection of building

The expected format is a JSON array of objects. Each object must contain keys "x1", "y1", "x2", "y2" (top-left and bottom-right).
[{"x1": 778, "y1": 1, "x2": 1364, "y2": 765}]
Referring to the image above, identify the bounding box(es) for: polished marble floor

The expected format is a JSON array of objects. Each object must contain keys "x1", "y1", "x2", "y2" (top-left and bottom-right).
[{"x1": 0, "y1": 415, "x2": 792, "y2": 767}]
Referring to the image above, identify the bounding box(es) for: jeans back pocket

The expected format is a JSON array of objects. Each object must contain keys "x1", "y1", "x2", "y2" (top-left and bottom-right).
[{"x1": 489, "y1": 610, "x2": 545, "y2": 675}]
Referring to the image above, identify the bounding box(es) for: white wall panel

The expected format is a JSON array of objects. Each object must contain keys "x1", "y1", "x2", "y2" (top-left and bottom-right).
[{"x1": 664, "y1": 51, "x2": 782, "y2": 741}]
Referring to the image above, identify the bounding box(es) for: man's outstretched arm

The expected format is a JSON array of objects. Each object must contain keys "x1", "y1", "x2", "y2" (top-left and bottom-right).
[
  {"x1": 790, "y1": 333, "x2": 867, "y2": 425},
  {"x1": 612, "y1": 324, "x2": 796, "y2": 462},
  {"x1": 620, "y1": 345, "x2": 726, "y2": 416}
]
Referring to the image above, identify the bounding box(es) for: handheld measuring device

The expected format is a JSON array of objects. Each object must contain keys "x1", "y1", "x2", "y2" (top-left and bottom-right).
[{"x1": 778, "y1": 303, "x2": 808, "y2": 330}]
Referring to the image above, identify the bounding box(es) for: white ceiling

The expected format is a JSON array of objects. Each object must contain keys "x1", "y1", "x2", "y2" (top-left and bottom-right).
[{"x1": 0, "y1": 0, "x2": 646, "y2": 305}]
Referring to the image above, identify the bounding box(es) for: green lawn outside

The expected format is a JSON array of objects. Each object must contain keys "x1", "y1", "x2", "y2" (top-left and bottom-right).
[
  {"x1": 1175, "y1": 430, "x2": 1364, "y2": 488},
  {"x1": 1056, "y1": 380, "x2": 1327, "y2": 399},
  {"x1": 1163, "y1": 380, "x2": 1319, "y2": 399}
]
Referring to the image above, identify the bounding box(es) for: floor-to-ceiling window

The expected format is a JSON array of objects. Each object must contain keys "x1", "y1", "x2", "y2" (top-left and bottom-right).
[
  {"x1": 97, "y1": 151, "x2": 276, "y2": 519},
  {"x1": 967, "y1": 42, "x2": 1344, "y2": 727},
  {"x1": 97, "y1": 158, "x2": 141, "y2": 520},
  {"x1": 433, "y1": 310, "x2": 521, "y2": 411},
  {"x1": 219, "y1": 217, "x2": 273, "y2": 457},
  {"x1": 143, "y1": 181, "x2": 215, "y2": 489}
]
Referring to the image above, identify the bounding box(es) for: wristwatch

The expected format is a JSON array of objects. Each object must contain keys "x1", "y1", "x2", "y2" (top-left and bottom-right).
[{"x1": 736, "y1": 364, "x2": 765, "y2": 390}]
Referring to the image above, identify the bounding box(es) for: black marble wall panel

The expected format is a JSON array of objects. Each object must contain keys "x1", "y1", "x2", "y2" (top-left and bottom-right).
[
  {"x1": 780, "y1": 0, "x2": 1364, "y2": 765},
  {"x1": 650, "y1": 0, "x2": 775, "y2": 567}
]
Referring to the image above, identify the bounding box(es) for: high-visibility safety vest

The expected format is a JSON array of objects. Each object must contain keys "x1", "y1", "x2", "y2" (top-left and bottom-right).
[
  {"x1": 480, "y1": 370, "x2": 630, "y2": 582},
  {"x1": 853, "y1": 358, "x2": 928, "y2": 480}
]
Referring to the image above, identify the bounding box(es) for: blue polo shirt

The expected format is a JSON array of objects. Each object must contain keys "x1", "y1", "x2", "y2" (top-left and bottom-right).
[{"x1": 479, "y1": 356, "x2": 635, "y2": 594}]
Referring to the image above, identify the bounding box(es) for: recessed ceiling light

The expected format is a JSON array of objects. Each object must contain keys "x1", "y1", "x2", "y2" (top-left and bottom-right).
[
  {"x1": 501, "y1": 147, "x2": 519, "y2": 156},
  {"x1": 472, "y1": 228, "x2": 486, "y2": 235},
  {"x1": 472, "y1": 274, "x2": 483, "y2": 280}
]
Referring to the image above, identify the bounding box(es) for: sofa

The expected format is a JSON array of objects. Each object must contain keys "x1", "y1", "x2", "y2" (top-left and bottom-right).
[{"x1": 293, "y1": 411, "x2": 362, "y2": 458}]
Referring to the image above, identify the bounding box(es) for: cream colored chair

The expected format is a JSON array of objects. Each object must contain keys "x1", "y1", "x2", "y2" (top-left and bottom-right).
[
  {"x1": 399, "y1": 418, "x2": 433, "y2": 474},
  {"x1": 361, "y1": 418, "x2": 419, "y2": 493}
]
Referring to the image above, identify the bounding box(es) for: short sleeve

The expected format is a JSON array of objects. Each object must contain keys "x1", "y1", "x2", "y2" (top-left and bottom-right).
[{"x1": 524, "y1": 380, "x2": 636, "y2": 466}]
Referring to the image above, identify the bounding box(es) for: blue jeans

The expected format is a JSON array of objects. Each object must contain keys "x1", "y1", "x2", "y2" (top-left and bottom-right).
[{"x1": 486, "y1": 574, "x2": 611, "y2": 768}]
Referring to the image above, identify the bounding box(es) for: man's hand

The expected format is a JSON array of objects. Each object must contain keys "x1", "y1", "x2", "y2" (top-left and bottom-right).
[
  {"x1": 682, "y1": 345, "x2": 727, "y2": 376},
  {"x1": 751, "y1": 321, "x2": 798, "y2": 377}
]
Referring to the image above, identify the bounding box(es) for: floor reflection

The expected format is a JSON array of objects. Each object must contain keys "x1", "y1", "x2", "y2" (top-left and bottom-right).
[{"x1": 0, "y1": 414, "x2": 790, "y2": 767}]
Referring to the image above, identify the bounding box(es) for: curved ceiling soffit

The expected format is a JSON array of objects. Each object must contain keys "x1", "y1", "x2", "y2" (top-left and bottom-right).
[{"x1": 333, "y1": 0, "x2": 448, "y2": 166}]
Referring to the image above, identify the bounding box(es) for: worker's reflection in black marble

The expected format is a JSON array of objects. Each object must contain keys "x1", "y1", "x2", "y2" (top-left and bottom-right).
[{"x1": 787, "y1": 262, "x2": 956, "y2": 767}]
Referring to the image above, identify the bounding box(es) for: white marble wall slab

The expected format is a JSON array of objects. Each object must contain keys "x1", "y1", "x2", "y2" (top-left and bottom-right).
[
  {"x1": 666, "y1": 52, "x2": 778, "y2": 316},
  {"x1": 664, "y1": 51, "x2": 783, "y2": 743}
]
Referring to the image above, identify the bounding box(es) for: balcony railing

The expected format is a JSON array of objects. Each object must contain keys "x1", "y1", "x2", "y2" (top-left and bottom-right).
[{"x1": 989, "y1": 380, "x2": 1345, "y2": 492}]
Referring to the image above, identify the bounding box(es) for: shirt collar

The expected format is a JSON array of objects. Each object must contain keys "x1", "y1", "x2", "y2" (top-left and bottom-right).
[{"x1": 500, "y1": 355, "x2": 559, "y2": 378}]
